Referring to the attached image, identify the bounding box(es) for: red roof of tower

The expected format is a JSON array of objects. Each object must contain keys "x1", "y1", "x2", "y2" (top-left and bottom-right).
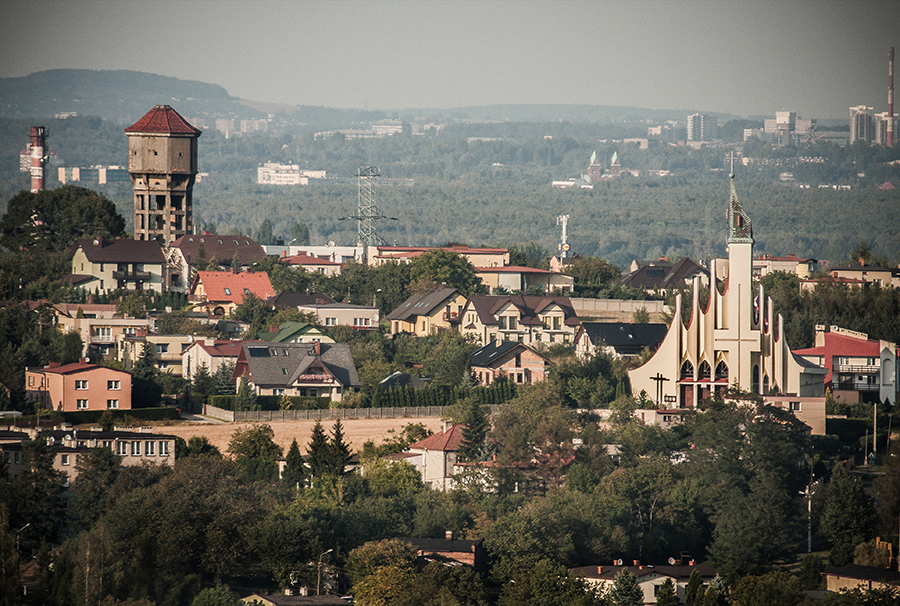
[{"x1": 125, "y1": 105, "x2": 201, "y2": 135}]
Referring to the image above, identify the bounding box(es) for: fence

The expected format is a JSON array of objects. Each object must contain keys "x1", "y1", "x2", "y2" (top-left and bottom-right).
[
  {"x1": 202, "y1": 404, "x2": 503, "y2": 423},
  {"x1": 569, "y1": 298, "x2": 669, "y2": 316}
]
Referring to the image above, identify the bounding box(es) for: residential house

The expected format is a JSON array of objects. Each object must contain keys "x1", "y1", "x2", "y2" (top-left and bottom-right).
[
  {"x1": 821, "y1": 564, "x2": 900, "y2": 593},
  {"x1": 189, "y1": 270, "x2": 275, "y2": 316},
  {"x1": 457, "y1": 294, "x2": 581, "y2": 347},
  {"x1": 575, "y1": 322, "x2": 668, "y2": 360},
  {"x1": 239, "y1": 594, "x2": 347, "y2": 606},
  {"x1": 269, "y1": 291, "x2": 337, "y2": 310},
  {"x1": 469, "y1": 341, "x2": 553, "y2": 386},
  {"x1": 549, "y1": 255, "x2": 580, "y2": 274},
  {"x1": 752, "y1": 253, "x2": 819, "y2": 279},
  {"x1": 389, "y1": 423, "x2": 463, "y2": 491},
  {"x1": 182, "y1": 339, "x2": 245, "y2": 381},
  {"x1": 793, "y1": 325, "x2": 898, "y2": 404},
  {"x1": 26, "y1": 361, "x2": 132, "y2": 412},
  {"x1": 761, "y1": 395, "x2": 827, "y2": 435},
  {"x1": 170, "y1": 232, "x2": 268, "y2": 273},
  {"x1": 367, "y1": 245, "x2": 509, "y2": 268},
  {"x1": 825, "y1": 261, "x2": 900, "y2": 288},
  {"x1": 379, "y1": 371, "x2": 429, "y2": 390},
  {"x1": 233, "y1": 341, "x2": 359, "y2": 401},
  {"x1": 401, "y1": 533, "x2": 487, "y2": 573},
  {"x1": 69, "y1": 238, "x2": 169, "y2": 293},
  {"x1": 296, "y1": 302, "x2": 379, "y2": 329},
  {"x1": 280, "y1": 251, "x2": 342, "y2": 276},
  {"x1": 570, "y1": 563, "x2": 719, "y2": 604},
  {"x1": 617, "y1": 257, "x2": 707, "y2": 293},
  {"x1": 475, "y1": 266, "x2": 574, "y2": 294},
  {"x1": 256, "y1": 322, "x2": 334, "y2": 344},
  {"x1": 387, "y1": 288, "x2": 467, "y2": 336},
  {"x1": 2, "y1": 426, "x2": 177, "y2": 484},
  {"x1": 53, "y1": 305, "x2": 153, "y2": 359},
  {"x1": 116, "y1": 332, "x2": 193, "y2": 376}
]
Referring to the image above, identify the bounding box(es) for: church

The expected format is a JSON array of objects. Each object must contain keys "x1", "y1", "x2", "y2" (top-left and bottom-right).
[{"x1": 629, "y1": 174, "x2": 826, "y2": 408}]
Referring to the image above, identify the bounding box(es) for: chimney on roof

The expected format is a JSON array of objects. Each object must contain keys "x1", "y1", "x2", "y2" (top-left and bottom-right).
[
  {"x1": 204, "y1": 337, "x2": 215, "y2": 346},
  {"x1": 48, "y1": 361, "x2": 61, "y2": 368},
  {"x1": 313, "y1": 339, "x2": 321, "y2": 356},
  {"x1": 445, "y1": 530, "x2": 453, "y2": 541},
  {"x1": 596, "y1": 566, "x2": 602, "y2": 574},
  {"x1": 689, "y1": 560, "x2": 695, "y2": 566},
  {"x1": 270, "y1": 325, "x2": 279, "y2": 333},
  {"x1": 282, "y1": 250, "x2": 286, "y2": 258},
  {"x1": 633, "y1": 560, "x2": 640, "y2": 567},
  {"x1": 88, "y1": 294, "x2": 95, "y2": 304}
]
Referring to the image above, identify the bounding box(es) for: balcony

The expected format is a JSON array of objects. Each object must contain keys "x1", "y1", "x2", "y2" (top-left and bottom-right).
[
  {"x1": 835, "y1": 381, "x2": 879, "y2": 392},
  {"x1": 442, "y1": 311, "x2": 461, "y2": 322},
  {"x1": 834, "y1": 364, "x2": 879, "y2": 374},
  {"x1": 113, "y1": 270, "x2": 151, "y2": 281},
  {"x1": 91, "y1": 334, "x2": 114, "y2": 344}
]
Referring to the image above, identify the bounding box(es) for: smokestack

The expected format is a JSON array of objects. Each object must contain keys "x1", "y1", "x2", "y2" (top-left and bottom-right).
[
  {"x1": 888, "y1": 46, "x2": 894, "y2": 147},
  {"x1": 30, "y1": 126, "x2": 46, "y2": 193}
]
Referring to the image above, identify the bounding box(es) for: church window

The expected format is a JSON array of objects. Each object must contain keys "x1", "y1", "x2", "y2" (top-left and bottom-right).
[
  {"x1": 680, "y1": 360, "x2": 694, "y2": 379},
  {"x1": 715, "y1": 361, "x2": 728, "y2": 381},
  {"x1": 698, "y1": 361, "x2": 712, "y2": 380}
]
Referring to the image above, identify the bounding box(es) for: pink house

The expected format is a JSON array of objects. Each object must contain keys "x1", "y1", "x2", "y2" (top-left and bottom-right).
[{"x1": 26, "y1": 361, "x2": 132, "y2": 412}]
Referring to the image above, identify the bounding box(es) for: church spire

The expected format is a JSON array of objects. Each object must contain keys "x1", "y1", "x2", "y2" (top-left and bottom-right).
[{"x1": 727, "y1": 169, "x2": 753, "y2": 245}]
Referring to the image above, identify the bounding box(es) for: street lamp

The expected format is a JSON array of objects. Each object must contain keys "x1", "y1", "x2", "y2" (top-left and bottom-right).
[
  {"x1": 16, "y1": 523, "x2": 30, "y2": 552},
  {"x1": 373, "y1": 288, "x2": 382, "y2": 308},
  {"x1": 317, "y1": 548, "x2": 334, "y2": 595}
]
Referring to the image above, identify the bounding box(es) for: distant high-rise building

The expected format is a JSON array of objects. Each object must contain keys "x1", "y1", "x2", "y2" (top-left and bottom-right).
[
  {"x1": 125, "y1": 106, "x2": 201, "y2": 244},
  {"x1": 849, "y1": 105, "x2": 874, "y2": 144},
  {"x1": 874, "y1": 112, "x2": 898, "y2": 145},
  {"x1": 686, "y1": 113, "x2": 718, "y2": 142}
]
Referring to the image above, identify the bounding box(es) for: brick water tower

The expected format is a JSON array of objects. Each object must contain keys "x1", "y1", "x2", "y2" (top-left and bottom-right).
[{"x1": 125, "y1": 105, "x2": 201, "y2": 243}]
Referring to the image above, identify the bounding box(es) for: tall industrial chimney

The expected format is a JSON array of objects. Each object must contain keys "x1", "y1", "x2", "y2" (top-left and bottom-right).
[
  {"x1": 888, "y1": 46, "x2": 894, "y2": 147},
  {"x1": 29, "y1": 126, "x2": 46, "y2": 193}
]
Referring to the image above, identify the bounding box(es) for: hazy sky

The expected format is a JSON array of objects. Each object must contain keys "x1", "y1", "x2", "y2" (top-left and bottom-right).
[{"x1": 2, "y1": 0, "x2": 898, "y2": 119}]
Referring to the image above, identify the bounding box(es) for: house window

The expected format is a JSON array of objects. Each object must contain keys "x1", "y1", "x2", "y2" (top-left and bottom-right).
[
  {"x1": 28, "y1": 376, "x2": 33, "y2": 386},
  {"x1": 61, "y1": 454, "x2": 70, "y2": 466},
  {"x1": 224, "y1": 288, "x2": 231, "y2": 295},
  {"x1": 160, "y1": 441, "x2": 169, "y2": 456},
  {"x1": 325, "y1": 317, "x2": 337, "y2": 326},
  {"x1": 77, "y1": 399, "x2": 89, "y2": 410},
  {"x1": 274, "y1": 388, "x2": 285, "y2": 396},
  {"x1": 354, "y1": 318, "x2": 371, "y2": 326},
  {"x1": 131, "y1": 441, "x2": 141, "y2": 456},
  {"x1": 789, "y1": 401, "x2": 801, "y2": 411},
  {"x1": 103, "y1": 441, "x2": 112, "y2": 449},
  {"x1": 117, "y1": 442, "x2": 128, "y2": 456},
  {"x1": 156, "y1": 344, "x2": 169, "y2": 354},
  {"x1": 498, "y1": 316, "x2": 507, "y2": 330},
  {"x1": 553, "y1": 317, "x2": 561, "y2": 330},
  {"x1": 509, "y1": 316, "x2": 517, "y2": 330},
  {"x1": 108, "y1": 380, "x2": 121, "y2": 390},
  {"x1": 107, "y1": 399, "x2": 119, "y2": 410},
  {"x1": 75, "y1": 380, "x2": 89, "y2": 390},
  {"x1": 145, "y1": 441, "x2": 155, "y2": 456}
]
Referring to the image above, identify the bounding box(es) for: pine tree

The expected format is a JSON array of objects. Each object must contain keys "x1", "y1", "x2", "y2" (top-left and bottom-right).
[
  {"x1": 282, "y1": 439, "x2": 306, "y2": 489},
  {"x1": 685, "y1": 569, "x2": 704, "y2": 606},
  {"x1": 329, "y1": 419, "x2": 352, "y2": 475},
  {"x1": 306, "y1": 421, "x2": 331, "y2": 480},
  {"x1": 458, "y1": 398, "x2": 490, "y2": 463},
  {"x1": 609, "y1": 569, "x2": 643, "y2": 606},
  {"x1": 213, "y1": 361, "x2": 236, "y2": 396},
  {"x1": 655, "y1": 578, "x2": 679, "y2": 606},
  {"x1": 235, "y1": 372, "x2": 258, "y2": 411},
  {"x1": 191, "y1": 362, "x2": 215, "y2": 405}
]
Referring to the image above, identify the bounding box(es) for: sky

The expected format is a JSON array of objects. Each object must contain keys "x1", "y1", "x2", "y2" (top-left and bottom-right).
[{"x1": 1, "y1": 0, "x2": 898, "y2": 119}]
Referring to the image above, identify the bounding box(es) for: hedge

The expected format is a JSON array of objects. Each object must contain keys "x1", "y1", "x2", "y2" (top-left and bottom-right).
[
  {"x1": 209, "y1": 395, "x2": 237, "y2": 410},
  {"x1": 62, "y1": 407, "x2": 178, "y2": 424}
]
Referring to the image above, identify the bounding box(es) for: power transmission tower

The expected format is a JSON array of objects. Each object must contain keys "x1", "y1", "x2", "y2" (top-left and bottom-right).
[{"x1": 356, "y1": 166, "x2": 382, "y2": 246}]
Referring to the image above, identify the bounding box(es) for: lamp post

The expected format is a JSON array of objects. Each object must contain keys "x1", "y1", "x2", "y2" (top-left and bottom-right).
[
  {"x1": 373, "y1": 288, "x2": 382, "y2": 308},
  {"x1": 317, "y1": 548, "x2": 334, "y2": 595},
  {"x1": 16, "y1": 523, "x2": 30, "y2": 552}
]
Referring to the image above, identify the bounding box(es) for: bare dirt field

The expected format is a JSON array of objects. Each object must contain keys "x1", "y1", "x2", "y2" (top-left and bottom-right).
[{"x1": 152, "y1": 417, "x2": 448, "y2": 456}]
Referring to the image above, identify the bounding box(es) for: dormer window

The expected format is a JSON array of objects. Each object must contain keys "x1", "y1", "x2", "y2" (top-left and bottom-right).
[{"x1": 224, "y1": 288, "x2": 231, "y2": 295}]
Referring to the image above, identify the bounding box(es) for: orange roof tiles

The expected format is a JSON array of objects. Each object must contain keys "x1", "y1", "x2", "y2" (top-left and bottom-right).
[
  {"x1": 194, "y1": 271, "x2": 275, "y2": 303},
  {"x1": 125, "y1": 105, "x2": 201, "y2": 135},
  {"x1": 408, "y1": 424, "x2": 464, "y2": 452}
]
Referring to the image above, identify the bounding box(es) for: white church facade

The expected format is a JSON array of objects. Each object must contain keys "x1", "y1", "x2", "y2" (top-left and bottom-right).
[{"x1": 629, "y1": 174, "x2": 826, "y2": 408}]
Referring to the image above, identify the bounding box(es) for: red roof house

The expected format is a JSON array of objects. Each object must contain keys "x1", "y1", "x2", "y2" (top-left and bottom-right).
[{"x1": 189, "y1": 270, "x2": 275, "y2": 316}]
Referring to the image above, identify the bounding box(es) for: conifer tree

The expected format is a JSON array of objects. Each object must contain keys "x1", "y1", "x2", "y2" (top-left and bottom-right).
[
  {"x1": 685, "y1": 569, "x2": 704, "y2": 606},
  {"x1": 191, "y1": 362, "x2": 216, "y2": 405},
  {"x1": 213, "y1": 361, "x2": 236, "y2": 396},
  {"x1": 282, "y1": 439, "x2": 306, "y2": 489},
  {"x1": 458, "y1": 398, "x2": 490, "y2": 463},
  {"x1": 235, "y1": 372, "x2": 258, "y2": 411},
  {"x1": 609, "y1": 569, "x2": 642, "y2": 606},
  {"x1": 306, "y1": 421, "x2": 331, "y2": 479},
  {"x1": 329, "y1": 419, "x2": 352, "y2": 475}
]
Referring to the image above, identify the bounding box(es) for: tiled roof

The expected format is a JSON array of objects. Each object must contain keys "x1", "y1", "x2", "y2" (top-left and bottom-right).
[
  {"x1": 470, "y1": 341, "x2": 548, "y2": 367},
  {"x1": 192, "y1": 271, "x2": 274, "y2": 303},
  {"x1": 569, "y1": 564, "x2": 718, "y2": 581},
  {"x1": 386, "y1": 288, "x2": 462, "y2": 321},
  {"x1": 77, "y1": 238, "x2": 166, "y2": 264},
  {"x1": 52, "y1": 303, "x2": 118, "y2": 317},
  {"x1": 475, "y1": 265, "x2": 557, "y2": 274},
  {"x1": 183, "y1": 340, "x2": 246, "y2": 357},
  {"x1": 465, "y1": 294, "x2": 580, "y2": 327},
  {"x1": 581, "y1": 322, "x2": 668, "y2": 355},
  {"x1": 31, "y1": 362, "x2": 128, "y2": 376},
  {"x1": 400, "y1": 536, "x2": 484, "y2": 554},
  {"x1": 171, "y1": 234, "x2": 268, "y2": 266},
  {"x1": 617, "y1": 257, "x2": 705, "y2": 290},
  {"x1": 795, "y1": 332, "x2": 882, "y2": 358},
  {"x1": 408, "y1": 424, "x2": 463, "y2": 452},
  {"x1": 271, "y1": 291, "x2": 337, "y2": 308},
  {"x1": 283, "y1": 253, "x2": 340, "y2": 266},
  {"x1": 124, "y1": 105, "x2": 201, "y2": 135},
  {"x1": 240, "y1": 342, "x2": 359, "y2": 388}
]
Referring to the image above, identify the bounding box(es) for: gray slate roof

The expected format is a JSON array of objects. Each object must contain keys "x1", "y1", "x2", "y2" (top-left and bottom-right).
[
  {"x1": 386, "y1": 287, "x2": 461, "y2": 321},
  {"x1": 77, "y1": 238, "x2": 166, "y2": 264},
  {"x1": 242, "y1": 342, "x2": 359, "y2": 388},
  {"x1": 581, "y1": 322, "x2": 668, "y2": 356}
]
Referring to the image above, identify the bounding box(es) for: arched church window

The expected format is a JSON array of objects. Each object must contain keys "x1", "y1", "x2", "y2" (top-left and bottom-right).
[
  {"x1": 715, "y1": 361, "x2": 728, "y2": 381},
  {"x1": 763, "y1": 375, "x2": 770, "y2": 395},
  {"x1": 752, "y1": 364, "x2": 760, "y2": 394},
  {"x1": 680, "y1": 360, "x2": 694, "y2": 379},
  {"x1": 698, "y1": 361, "x2": 711, "y2": 381}
]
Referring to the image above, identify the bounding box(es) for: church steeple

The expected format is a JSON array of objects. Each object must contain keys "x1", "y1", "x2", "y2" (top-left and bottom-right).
[{"x1": 727, "y1": 171, "x2": 753, "y2": 245}]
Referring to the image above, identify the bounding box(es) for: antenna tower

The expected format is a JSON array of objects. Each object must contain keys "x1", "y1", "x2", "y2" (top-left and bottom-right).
[{"x1": 557, "y1": 214, "x2": 570, "y2": 258}]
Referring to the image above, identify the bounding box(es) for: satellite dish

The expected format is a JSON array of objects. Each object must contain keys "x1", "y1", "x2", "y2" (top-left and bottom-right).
[
  {"x1": 327, "y1": 240, "x2": 335, "y2": 247},
  {"x1": 668, "y1": 557, "x2": 676, "y2": 565}
]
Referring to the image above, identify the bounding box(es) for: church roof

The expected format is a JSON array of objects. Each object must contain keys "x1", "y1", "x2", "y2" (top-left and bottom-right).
[
  {"x1": 125, "y1": 105, "x2": 201, "y2": 135},
  {"x1": 728, "y1": 173, "x2": 753, "y2": 244}
]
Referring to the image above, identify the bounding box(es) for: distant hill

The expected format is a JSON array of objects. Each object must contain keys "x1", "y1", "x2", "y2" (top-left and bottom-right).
[{"x1": 0, "y1": 69, "x2": 731, "y2": 128}]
